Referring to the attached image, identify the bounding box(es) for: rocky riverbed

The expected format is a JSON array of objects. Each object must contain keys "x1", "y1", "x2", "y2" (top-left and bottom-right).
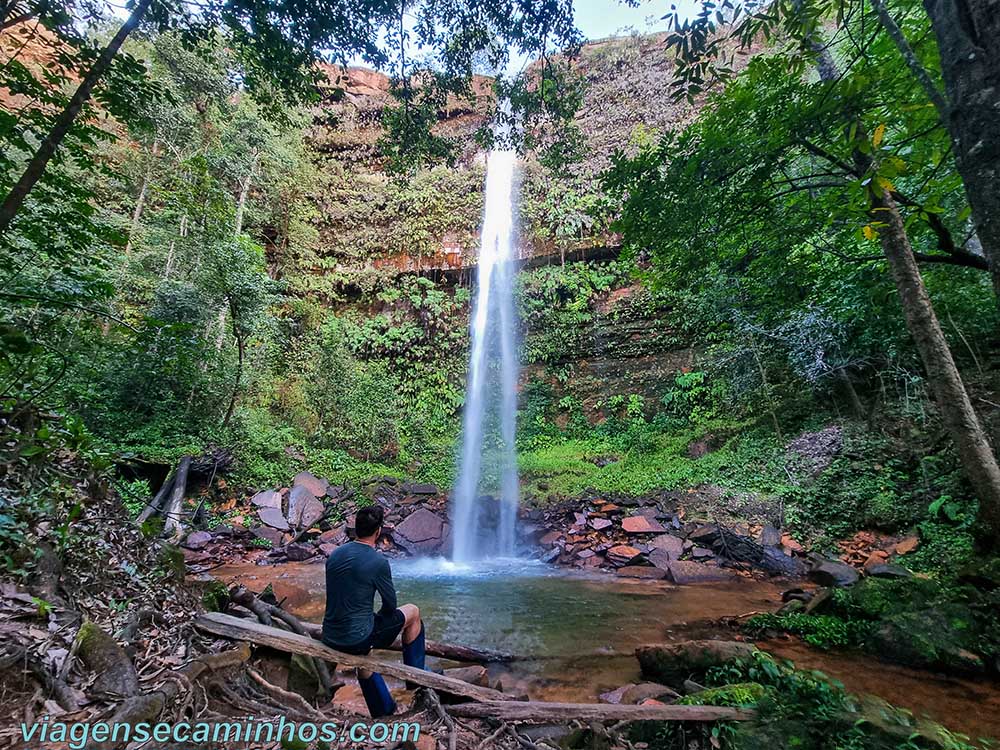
[{"x1": 181, "y1": 471, "x2": 922, "y2": 588}]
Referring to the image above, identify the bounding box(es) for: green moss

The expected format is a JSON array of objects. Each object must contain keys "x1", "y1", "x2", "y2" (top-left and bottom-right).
[{"x1": 679, "y1": 682, "x2": 768, "y2": 707}]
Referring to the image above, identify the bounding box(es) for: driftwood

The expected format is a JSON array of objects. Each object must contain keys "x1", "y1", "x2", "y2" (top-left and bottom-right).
[
  {"x1": 195, "y1": 612, "x2": 511, "y2": 703},
  {"x1": 299, "y1": 621, "x2": 517, "y2": 663},
  {"x1": 136, "y1": 467, "x2": 177, "y2": 525},
  {"x1": 162, "y1": 455, "x2": 192, "y2": 538},
  {"x1": 445, "y1": 701, "x2": 757, "y2": 722},
  {"x1": 230, "y1": 587, "x2": 335, "y2": 698}
]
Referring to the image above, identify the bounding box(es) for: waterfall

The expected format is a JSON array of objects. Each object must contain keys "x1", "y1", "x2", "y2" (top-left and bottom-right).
[{"x1": 451, "y1": 149, "x2": 520, "y2": 562}]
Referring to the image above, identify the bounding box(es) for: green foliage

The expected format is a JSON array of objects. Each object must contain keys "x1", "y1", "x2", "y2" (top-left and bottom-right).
[
  {"x1": 661, "y1": 370, "x2": 729, "y2": 425},
  {"x1": 114, "y1": 478, "x2": 152, "y2": 519},
  {"x1": 745, "y1": 612, "x2": 875, "y2": 649}
]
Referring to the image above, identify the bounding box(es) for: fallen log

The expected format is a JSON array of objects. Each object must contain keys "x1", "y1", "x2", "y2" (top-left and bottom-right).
[
  {"x1": 445, "y1": 701, "x2": 757, "y2": 722},
  {"x1": 163, "y1": 455, "x2": 192, "y2": 538},
  {"x1": 299, "y1": 621, "x2": 517, "y2": 663},
  {"x1": 195, "y1": 612, "x2": 511, "y2": 703},
  {"x1": 136, "y1": 469, "x2": 175, "y2": 525}
]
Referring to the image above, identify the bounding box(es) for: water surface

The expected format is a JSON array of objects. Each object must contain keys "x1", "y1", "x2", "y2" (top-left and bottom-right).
[{"x1": 211, "y1": 558, "x2": 1000, "y2": 741}]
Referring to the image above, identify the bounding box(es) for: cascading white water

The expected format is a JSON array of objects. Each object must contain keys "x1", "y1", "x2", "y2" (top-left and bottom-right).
[{"x1": 451, "y1": 149, "x2": 520, "y2": 562}]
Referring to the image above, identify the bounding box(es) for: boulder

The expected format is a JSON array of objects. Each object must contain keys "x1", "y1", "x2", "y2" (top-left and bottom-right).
[
  {"x1": 319, "y1": 526, "x2": 347, "y2": 545},
  {"x1": 636, "y1": 641, "x2": 755, "y2": 685},
  {"x1": 539, "y1": 531, "x2": 562, "y2": 546},
  {"x1": 809, "y1": 559, "x2": 859, "y2": 588},
  {"x1": 616, "y1": 566, "x2": 666, "y2": 580},
  {"x1": 288, "y1": 485, "x2": 325, "y2": 528},
  {"x1": 781, "y1": 534, "x2": 805, "y2": 555},
  {"x1": 285, "y1": 542, "x2": 317, "y2": 561},
  {"x1": 318, "y1": 543, "x2": 338, "y2": 556},
  {"x1": 691, "y1": 546, "x2": 714, "y2": 560},
  {"x1": 252, "y1": 526, "x2": 284, "y2": 546},
  {"x1": 665, "y1": 561, "x2": 736, "y2": 585},
  {"x1": 648, "y1": 549, "x2": 675, "y2": 570},
  {"x1": 894, "y1": 535, "x2": 920, "y2": 555},
  {"x1": 589, "y1": 518, "x2": 613, "y2": 531},
  {"x1": 622, "y1": 515, "x2": 667, "y2": 534},
  {"x1": 598, "y1": 684, "x2": 635, "y2": 704},
  {"x1": 869, "y1": 608, "x2": 985, "y2": 676},
  {"x1": 394, "y1": 508, "x2": 445, "y2": 553},
  {"x1": 606, "y1": 545, "x2": 642, "y2": 566},
  {"x1": 621, "y1": 682, "x2": 680, "y2": 704},
  {"x1": 183, "y1": 530, "x2": 213, "y2": 550},
  {"x1": 403, "y1": 482, "x2": 439, "y2": 495},
  {"x1": 648, "y1": 534, "x2": 684, "y2": 560},
  {"x1": 293, "y1": 471, "x2": 328, "y2": 498},
  {"x1": 258, "y1": 507, "x2": 290, "y2": 531},
  {"x1": 251, "y1": 490, "x2": 282, "y2": 509}
]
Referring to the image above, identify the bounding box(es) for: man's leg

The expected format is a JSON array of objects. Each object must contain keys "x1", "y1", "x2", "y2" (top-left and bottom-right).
[
  {"x1": 357, "y1": 667, "x2": 396, "y2": 718},
  {"x1": 399, "y1": 603, "x2": 422, "y2": 645},
  {"x1": 399, "y1": 603, "x2": 427, "y2": 680}
]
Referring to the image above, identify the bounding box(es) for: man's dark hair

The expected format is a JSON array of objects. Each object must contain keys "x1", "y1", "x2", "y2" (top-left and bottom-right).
[{"x1": 355, "y1": 505, "x2": 384, "y2": 539}]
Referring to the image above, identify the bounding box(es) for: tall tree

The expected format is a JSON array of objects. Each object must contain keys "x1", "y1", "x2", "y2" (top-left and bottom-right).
[{"x1": 921, "y1": 0, "x2": 1000, "y2": 298}]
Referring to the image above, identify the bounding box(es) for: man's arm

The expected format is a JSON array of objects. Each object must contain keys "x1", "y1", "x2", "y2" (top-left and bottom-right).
[{"x1": 375, "y1": 558, "x2": 398, "y2": 615}]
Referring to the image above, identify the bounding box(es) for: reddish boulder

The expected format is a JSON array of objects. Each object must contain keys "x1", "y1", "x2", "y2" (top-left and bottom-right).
[
  {"x1": 622, "y1": 515, "x2": 667, "y2": 534},
  {"x1": 394, "y1": 508, "x2": 445, "y2": 553},
  {"x1": 648, "y1": 534, "x2": 684, "y2": 559},
  {"x1": 606, "y1": 545, "x2": 642, "y2": 566},
  {"x1": 285, "y1": 542, "x2": 317, "y2": 561},
  {"x1": 183, "y1": 530, "x2": 213, "y2": 550},
  {"x1": 252, "y1": 526, "x2": 284, "y2": 546}
]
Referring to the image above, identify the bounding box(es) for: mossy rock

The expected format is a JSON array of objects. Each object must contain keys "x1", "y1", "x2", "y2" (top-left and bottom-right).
[
  {"x1": 636, "y1": 641, "x2": 756, "y2": 686},
  {"x1": 868, "y1": 607, "x2": 984, "y2": 676},
  {"x1": 832, "y1": 577, "x2": 944, "y2": 620},
  {"x1": 847, "y1": 695, "x2": 977, "y2": 749},
  {"x1": 680, "y1": 682, "x2": 767, "y2": 707}
]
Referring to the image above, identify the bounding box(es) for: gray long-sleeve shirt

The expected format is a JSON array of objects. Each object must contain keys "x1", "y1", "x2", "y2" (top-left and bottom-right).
[{"x1": 322, "y1": 541, "x2": 397, "y2": 647}]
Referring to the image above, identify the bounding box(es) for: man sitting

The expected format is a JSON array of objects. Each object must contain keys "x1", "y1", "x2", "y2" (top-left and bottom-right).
[{"x1": 322, "y1": 505, "x2": 427, "y2": 717}]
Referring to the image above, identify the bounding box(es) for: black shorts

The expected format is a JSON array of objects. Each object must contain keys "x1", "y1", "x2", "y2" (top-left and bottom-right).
[{"x1": 330, "y1": 609, "x2": 406, "y2": 655}]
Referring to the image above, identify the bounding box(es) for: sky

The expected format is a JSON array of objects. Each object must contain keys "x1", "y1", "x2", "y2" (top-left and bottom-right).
[{"x1": 572, "y1": 0, "x2": 672, "y2": 39}]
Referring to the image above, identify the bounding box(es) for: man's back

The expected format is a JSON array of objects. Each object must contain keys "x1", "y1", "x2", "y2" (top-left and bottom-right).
[{"x1": 322, "y1": 541, "x2": 397, "y2": 647}]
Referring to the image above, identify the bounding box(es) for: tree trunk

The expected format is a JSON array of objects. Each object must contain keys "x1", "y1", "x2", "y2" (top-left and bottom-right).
[
  {"x1": 922, "y1": 0, "x2": 1000, "y2": 298},
  {"x1": 234, "y1": 149, "x2": 260, "y2": 236},
  {"x1": 221, "y1": 296, "x2": 243, "y2": 429},
  {"x1": 811, "y1": 30, "x2": 1000, "y2": 538},
  {"x1": 868, "y1": 182, "x2": 1000, "y2": 538},
  {"x1": 124, "y1": 141, "x2": 159, "y2": 257},
  {"x1": 0, "y1": 0, "x2": 153, "y2": 236}
]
